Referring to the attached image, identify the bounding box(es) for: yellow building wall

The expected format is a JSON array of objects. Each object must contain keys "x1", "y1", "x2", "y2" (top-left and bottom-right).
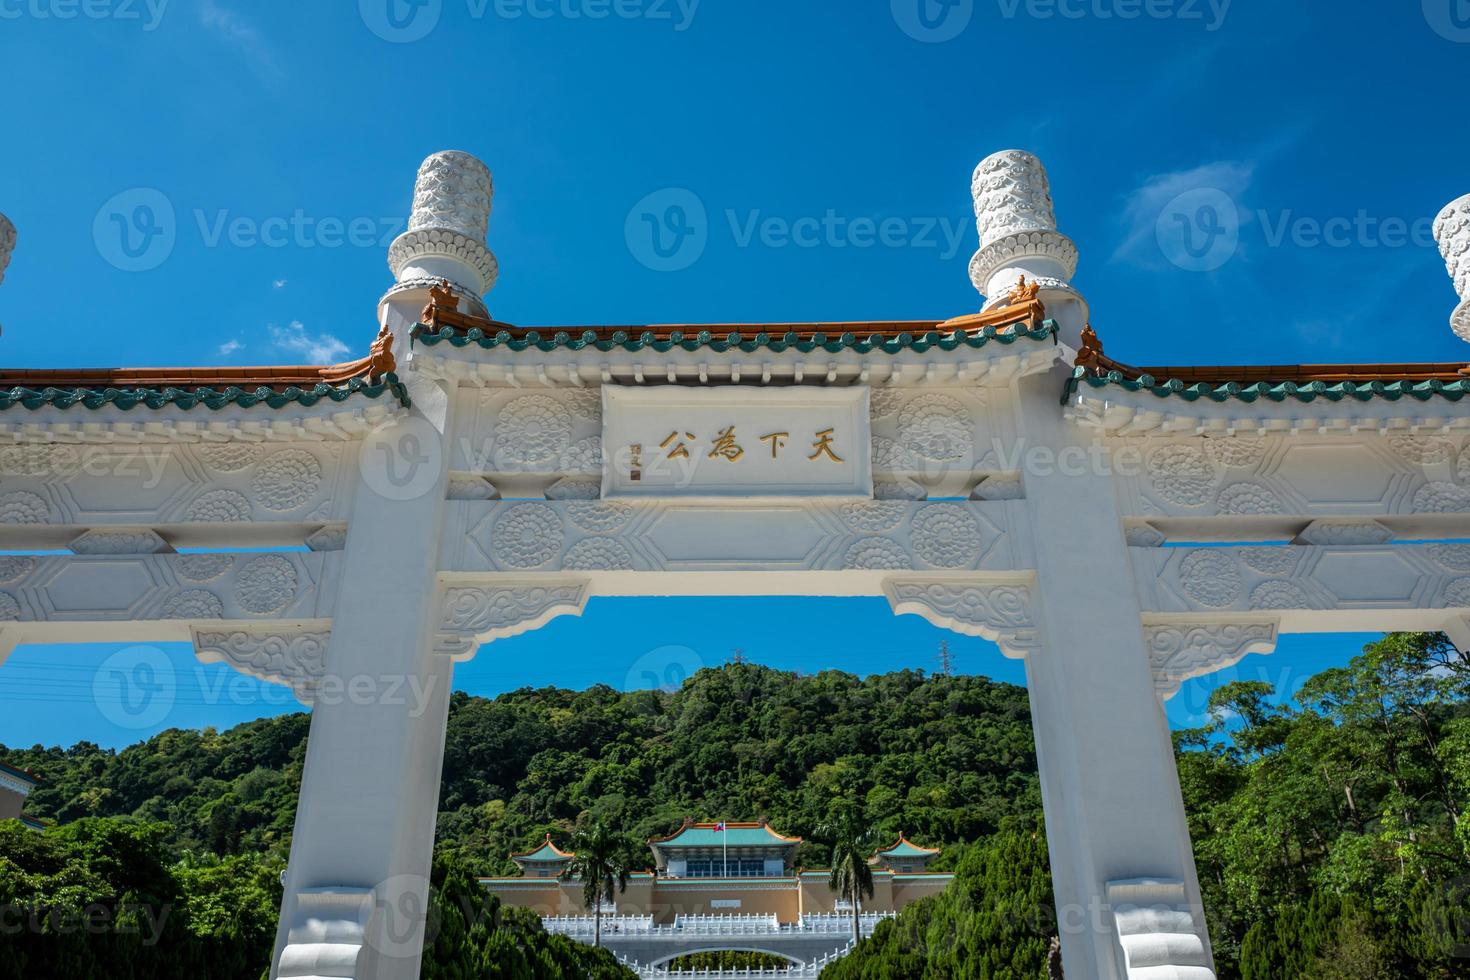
[{"x1": 484, "y1": 872, "x2": 954, "y2": 922}]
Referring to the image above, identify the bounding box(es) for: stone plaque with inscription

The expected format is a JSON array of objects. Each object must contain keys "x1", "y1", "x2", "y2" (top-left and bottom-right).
[{"x1": 602, "y1": 386, "x2": 872, "y2": 498}]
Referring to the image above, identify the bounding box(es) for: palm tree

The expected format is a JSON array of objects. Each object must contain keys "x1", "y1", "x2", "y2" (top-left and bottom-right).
[
  {"x1": 563, "y1": 821, "x2": 630, "y2": 948},
  {"x1": 819, "y1": 806, "x2": 877, "y2": 948}
]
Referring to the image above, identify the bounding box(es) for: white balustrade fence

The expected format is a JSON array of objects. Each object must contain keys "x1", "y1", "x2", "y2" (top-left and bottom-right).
[
  {"x1": 672, "y1": 914, "x2": 781, "y2": 935},
  {"x1": 543, "y1": 914, "x2": 655, "y2": 937},
  {"x1": 623, "y1": 942, "x2": 858, "y2": 979},
  {"x1": 542, "y1": 911, "x2": 895, "y2": 941}
]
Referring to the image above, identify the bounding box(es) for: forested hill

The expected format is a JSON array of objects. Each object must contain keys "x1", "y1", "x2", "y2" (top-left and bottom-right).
[
  {"x1": 6, "y1": 641, "x2": 1470, "y2": 978},
  {"x1": 3, "y1": 666, "x2": 1042, "y2": 870}
]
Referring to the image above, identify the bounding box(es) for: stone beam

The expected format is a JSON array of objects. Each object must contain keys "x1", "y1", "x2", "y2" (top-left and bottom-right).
[
  {"x1": 1131, "y1": 543, "x2": 1470, "y2": 637},
  {"x1": 0, "y1": 552, "x2": 339, "y2": 660},
  {"x1": 437, "y1": 499, "x2": 1032, "y2": 582}
]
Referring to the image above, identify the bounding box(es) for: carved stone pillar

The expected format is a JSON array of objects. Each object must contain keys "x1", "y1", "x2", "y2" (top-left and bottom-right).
[
  {"x1": 1014, "y1": 365, "x2": 1216, "y2": 980},
  {"x1": 271, "y1": 399, "x2": 458, "y2": 980},
  {"x1": 969, "y1": 150, "x2": 1088, "y2": 345},
  {"x1": 1434, "y1": 193, "x2": 1470, "y2": 342}
]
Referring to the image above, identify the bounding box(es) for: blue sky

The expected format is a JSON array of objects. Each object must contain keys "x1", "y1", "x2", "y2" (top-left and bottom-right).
[{"x1": 0, "y1": 1, "x2": 1464, "y2": 749}]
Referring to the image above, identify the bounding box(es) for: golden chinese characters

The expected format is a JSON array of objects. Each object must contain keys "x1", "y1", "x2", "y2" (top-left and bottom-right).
[{"x1": 809, "y1": 428, "x2": 844, "y2": 462}]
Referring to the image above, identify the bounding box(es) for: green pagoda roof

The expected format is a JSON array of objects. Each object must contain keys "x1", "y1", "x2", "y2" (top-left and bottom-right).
[
  {"x1": 650, "y1": 822, "x2": 802, "y2": 849},
  {"x1": 874, "y1": 835, "x2": 940, "y2": 859},
  {"x1": 510, "y1": 834, "x2": 574, "y2": 863}
]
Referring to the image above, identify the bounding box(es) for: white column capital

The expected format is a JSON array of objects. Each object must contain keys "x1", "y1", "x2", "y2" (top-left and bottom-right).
[
  {"x1": 1434, "y1": 192, "x2": 1470, "y2": 342},
  {"x1": 883, "y1": 576, "x2": 1038, "y2": 659},
  {"x1": 434, "y1": 579, "x2": 590, "y2": 661}
]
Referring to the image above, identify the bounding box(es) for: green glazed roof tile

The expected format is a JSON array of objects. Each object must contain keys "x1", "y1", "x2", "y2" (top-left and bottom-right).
[
  {"x1": 0, "y1": 374, "x2": 410, "y2": 413},
  {"x1": 415, "y1": 322, "x2": 1060, "y2": 357},
  {"x1": 1065, "y1": 367, "x2": 1470, "y2": 406}
]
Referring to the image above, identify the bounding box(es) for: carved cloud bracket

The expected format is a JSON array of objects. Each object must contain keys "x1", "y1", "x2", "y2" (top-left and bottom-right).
[
  {"x1": 1144, "y1": 620, "x2": 1280, "y2": 701},
  {"x1": 191, "y1": 627, "x2": 330, "y2": 705},
  {"x1": 434, "y1": 578, "x2": 591, "y2": 662},
  {"x1": 884, "y1": 577, "x2": 1039, "y2": 660}
]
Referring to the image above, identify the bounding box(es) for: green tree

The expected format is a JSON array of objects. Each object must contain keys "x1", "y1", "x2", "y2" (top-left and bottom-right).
[
  {"x1": 563, "y1": 821, "x2": 630, "y2": 948},
  {"x1": 820, "y1": 805, "x2": 878, "y2": 948}
]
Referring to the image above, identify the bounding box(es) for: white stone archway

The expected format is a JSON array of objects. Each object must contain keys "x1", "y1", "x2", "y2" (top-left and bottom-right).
[{"x1": 3, "y1": 150, "x2": 1470, "y2": 980}]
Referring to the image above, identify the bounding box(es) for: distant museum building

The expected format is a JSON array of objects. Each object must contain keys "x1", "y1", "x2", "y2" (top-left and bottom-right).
[
  {"x1": 0, "y1": 760, "x2": 43, "y2": 831},
  {"x1": 479, "y1": 820, "x2": 953, "y2": 922}
]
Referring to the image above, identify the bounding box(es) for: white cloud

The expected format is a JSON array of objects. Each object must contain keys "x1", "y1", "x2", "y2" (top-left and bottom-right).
[
  {"x1": 218, "y1": 339, "x2": 244, "y2": 357},
  {"x1": 273, "y1": 279, "x2": 287, "y2": 289},
  {"x1": 269, "y1": 321, "x2": 351, "y2": 363},
  {"x1": 198, "y1": 0, "x2": 281, "y2": 80},
  {"x1": 1112, "y1": 160, "x2": 1256, "y2": 269}
]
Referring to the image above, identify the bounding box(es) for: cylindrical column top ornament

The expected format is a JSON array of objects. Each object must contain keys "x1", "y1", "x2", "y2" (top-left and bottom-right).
[
  {"x1": 388, "y1": 150, "x2": 499, "y2": 299},
  {"x1": 972, "y1": 149, "x2": 1058, "y2": 247},
  {"x1": 0, "y1": 213, "x2": 15, "y2": 286},
  {"x1": 968, "y1": 149, "x2": 1079, "y2": 307},
  {"x1": 408, "y1": 151, "x2": 493, "y2": 239},
  {"x1": 1433, "y1": 193, "x2": 1470, "y2": 342}
]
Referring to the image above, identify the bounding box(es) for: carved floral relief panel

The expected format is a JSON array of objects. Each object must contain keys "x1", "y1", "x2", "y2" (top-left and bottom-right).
[
  {"x1": 1133, "y1": 543, "x2": 1470, "y2": 615},
  {"x1": 0, "y1": 442, "x2": 353, "y2": 527},
  {"x1": 1110, "y1": 433, "x2": 1470, "y2": 520},
  {"x1": 0, "y1": 552, "x2": 338, "y2": 624},
  {"x1": 439, "y1": 499, "x2": 1029, "y2": 574}
]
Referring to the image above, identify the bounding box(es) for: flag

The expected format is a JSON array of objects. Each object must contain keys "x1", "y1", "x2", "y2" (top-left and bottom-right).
[{"x1": 714, "y1": 822, "x2": 726, "y2": 831}]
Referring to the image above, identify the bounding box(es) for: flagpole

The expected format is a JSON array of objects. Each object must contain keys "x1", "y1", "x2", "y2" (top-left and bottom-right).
[{"x1": 723, "y1": 820, "x2": 728, "y2": 878}]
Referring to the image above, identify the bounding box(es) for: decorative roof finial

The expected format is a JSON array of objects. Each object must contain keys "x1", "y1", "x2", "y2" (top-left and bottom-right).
[
  {"x1": 1434, "y1": 193, "x2": 1470, "y2": 343},
  {"x1": 368, "y1": 324, "x2": 397, "y2": 380},
  {"x1": 387, "y1": 151, "x2": 499, "y2": 304},
  {"x1": 0, "y1": 213, "x2": 15, "y2": 286},
  {"x1": 968, "y1": 151, "x2": 1086, "y2": 341}
]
